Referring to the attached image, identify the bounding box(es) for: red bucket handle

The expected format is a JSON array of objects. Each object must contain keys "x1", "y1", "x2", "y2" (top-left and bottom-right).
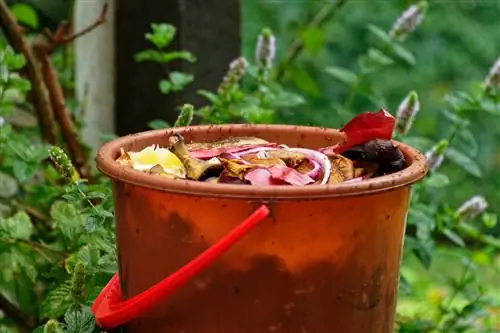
[{"x1": 91, "y1": 204, "x2": 270, "y2": 329}]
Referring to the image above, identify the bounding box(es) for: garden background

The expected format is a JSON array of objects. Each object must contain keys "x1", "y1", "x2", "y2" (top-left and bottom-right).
[{"x1": 0, "y1": 0, "x2": 499, "y2": 332}]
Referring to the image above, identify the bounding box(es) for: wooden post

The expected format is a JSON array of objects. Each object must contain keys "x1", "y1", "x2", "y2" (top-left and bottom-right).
[
  {"x1": 74, "y1": 0, "x2": 115, "y2": 151},
  {"x1": 114, "y1": 0, "x2": 241, "y2": 136}
]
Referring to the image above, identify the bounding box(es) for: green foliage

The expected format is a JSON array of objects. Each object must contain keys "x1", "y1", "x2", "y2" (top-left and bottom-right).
[
  {"x1": 0, "y1": 1, "x2": 498, "y2": 333},
  {"x1": 135, "y1": 23, "x2": 195, "y2": 98},
  {"x1": 10, "y1": 3, "x2": 39, "y2": 29}
]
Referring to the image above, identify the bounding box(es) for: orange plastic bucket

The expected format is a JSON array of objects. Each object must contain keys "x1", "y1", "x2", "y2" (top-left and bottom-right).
[{"x1": 93, "y1": 124, "x2": 427, "y2": 333}]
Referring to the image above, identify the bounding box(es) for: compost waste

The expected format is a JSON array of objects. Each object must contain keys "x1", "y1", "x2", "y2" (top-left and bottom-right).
[{"x1": 116, "y1": 109, "x2": 406, "y2": 186}]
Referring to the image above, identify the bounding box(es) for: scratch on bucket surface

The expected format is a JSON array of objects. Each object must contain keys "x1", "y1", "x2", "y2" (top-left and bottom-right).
[
  {"x1": 268, "y1": 322, "x2": 283, "y2": 331},
  {"x1": 293, "y1": 285, "x2": 314, "y2": 295}
]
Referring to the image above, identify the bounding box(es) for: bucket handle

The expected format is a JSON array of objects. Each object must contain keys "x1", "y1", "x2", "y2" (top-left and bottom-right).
[{"x1": 91, "y1": 204, "x2": 270, "y2": 329}]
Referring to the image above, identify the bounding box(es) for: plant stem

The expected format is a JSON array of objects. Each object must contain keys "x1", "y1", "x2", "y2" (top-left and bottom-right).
[
  {"x1": 276, "y1": 0, "x2": 348, "y2": 80},
  {"x1": 434, "y1": 262, "x2": 472, "y2": 330}
]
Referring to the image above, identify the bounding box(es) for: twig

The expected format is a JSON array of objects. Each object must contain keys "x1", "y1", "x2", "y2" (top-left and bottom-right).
[
  {"x1": 0, "y1": 293, "x2": 35, "y2": 333},
  {"x1": 0, "y1": 0, "x2": 57, "y2": 144},
  {"x1": 276, "y1": 0, "x2": 348, "y2": 80},
  {"x1": 47, "y1": 3, "x2": 108, "y2": 53}
]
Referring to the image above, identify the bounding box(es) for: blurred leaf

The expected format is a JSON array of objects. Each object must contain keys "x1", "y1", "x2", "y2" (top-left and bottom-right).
[
  {"x1": 169, "y1": 72, "x2": 194, "y2": 91},
  {"x1": 442, "y1": 109, "x2": 469, "y2": 126},
  {"x1": 147, "y1": 119, "x2": 170, "y2": 129},
  {"x1": 442, "y1": 228, "x2": 466, "y2": 247},
  {"x1": 425, "y1": 173, "x2": 450, "y2": 188},
  {"x1": 198, "y1": 90, "x2": 219, "y2": 104},
  {"x1": 367, "y1": 48, "x2": 394, "y2": 66},
  {"x1": 11, "y1": 3, "x2": 38, "y2": 29},
  {"x1": 405, "y1": 236, "x2": 433, "y2": 269},
  {"x1": 135, "y1": 49, "x2": 164, "y2": 62},
  {"x1": 9, "y1": 76, "x2": 31, "y2": 92},
  {"x1": 409, "y1": 207, "x2": 435, "y2": 229},
  {"x1": 3, "y1": 51, "x2": 25, "y2": 71},
  {"x1": 161, "y1": 51, "x2": 196, "y2": 63},
  {"x1": 445, "y1": 148, "x2": 482, "y2": 177},
  {"x1": 402, "y1": 136, "x2": 434, "y2": 151},
  {"x1": 0, "y1": 211, "x2": 33, "y2": 240},
  {"x1": 367, "y1": 24, "x2": 393, "y2": 45},
  {"x1": 325, "y1": 66, "x2": 359, "y2": 87},
  {"x1": 289, "y1": 66, "x2": 321, "y2": 97},
  {"x1": 300, "y1": 27, "x2": 325, "y2": 55},
  {"x1": 455, "y1": 128, "x2": 479, "y2": 157},
  {"x1": 358, "y1": 48, "x2": 394, "y2": 74},
  {"x1": 391, "y1": 44, "x2": 416, "y2": 66},
  {"x1": 0, "y1": 171, "x2": 18, "y2": 198},
  {"x1": 269, "y1": 89, "x2": 305, "y2": 108},
  {"x1": 480, "y1": 99, "x2": 500, "y2": 115},
  {"x1": 50, "y1": 201, "x2": 82, "y2": 245},
  {"x1": 482, "y1": 213, "x2": 497, "y2": 228},
  {"x1": 158, "y1": 79, "x2": 172, "y2": 94},
  {"x1": 12, "y1": 160, "x2": 37, "y2": 182}
]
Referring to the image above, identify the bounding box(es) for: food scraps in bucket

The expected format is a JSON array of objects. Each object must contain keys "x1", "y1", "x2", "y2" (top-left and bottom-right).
[{"x1": 115, "y1": 109, "x2": 406, "y2": 186}]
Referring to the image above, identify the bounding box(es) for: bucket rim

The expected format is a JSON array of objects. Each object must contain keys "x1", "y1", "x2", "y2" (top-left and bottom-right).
[{"x1": 95, "y1": 124, "x2": 428, "y2": 199}]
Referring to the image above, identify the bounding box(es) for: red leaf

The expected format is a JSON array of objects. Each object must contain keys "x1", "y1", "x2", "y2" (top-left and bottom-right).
[{"x1": 334, "y1": 109, "x2": 395, "y2": 153}]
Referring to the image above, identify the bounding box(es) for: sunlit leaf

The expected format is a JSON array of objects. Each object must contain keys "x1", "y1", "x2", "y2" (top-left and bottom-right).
[
  {"x1": 0, "y1": 211, "x2": 33, "y2": 240},
  {"x1": 0, "y1": 171, "x2": 18, "y2": 198},
  {"x1": 325, "y1": 66, "x2": 359, "y2": 87},
  {"x1": 50, "y1": 201, "x2": 83, "y2": 245},
  {"x1": 300, "y1": 27, "x2": 325, "y2": 55},
  {"x1": 169, "y1": 72, "x2": 194, "y2": 91},
  {"x1": 10, "y1": 3, "x2": 39, "y2": 29},
  {"x1": 146, "y1": 23, "x2": 176, "y2": 48},
  {"x1": 147, "y1": 119, "x2": 170, "y2": 129}
]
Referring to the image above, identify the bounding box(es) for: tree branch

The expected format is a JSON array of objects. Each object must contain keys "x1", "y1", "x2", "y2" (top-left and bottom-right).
[
  {"x1": 0, "y1": 293, "x2": 35, "y2": 333},
  {"x1": 34, "y1": 43, "x2": 90, "y2": 179},
  {"x1": 46, "y1": 3, "x2": 109, "y2": 53},
  {"x1": 0, "y1": 0, "x2": 57, "y2": 144}
]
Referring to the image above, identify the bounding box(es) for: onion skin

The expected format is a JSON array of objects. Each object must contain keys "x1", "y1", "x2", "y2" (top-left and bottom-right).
[{"x1": 283, "y1": 148, "x2": 332, "y2": 185}]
